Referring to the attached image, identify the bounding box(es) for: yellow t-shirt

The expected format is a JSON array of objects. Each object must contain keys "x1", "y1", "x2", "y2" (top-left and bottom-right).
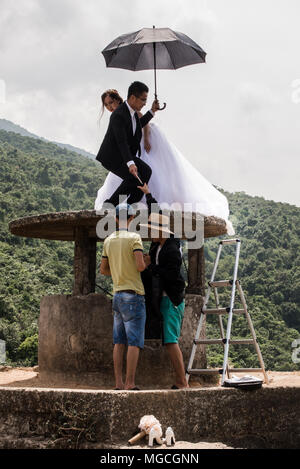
[{"x1": 102, "y1": 230, "x2": 145, "y2": 295}]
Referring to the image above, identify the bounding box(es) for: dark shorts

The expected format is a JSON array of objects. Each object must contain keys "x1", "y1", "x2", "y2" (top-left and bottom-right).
[
  {"x1": 112, "y1": 291, "x2": 146, "y2": 349},
  {"x1": 160, "y1": 296, "x2": 185, "y2": 344}
]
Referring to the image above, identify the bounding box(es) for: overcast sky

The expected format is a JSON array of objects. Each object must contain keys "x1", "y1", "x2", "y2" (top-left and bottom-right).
[{"x1": 0, "y1": 0, "x2": 299, "y2": 206}]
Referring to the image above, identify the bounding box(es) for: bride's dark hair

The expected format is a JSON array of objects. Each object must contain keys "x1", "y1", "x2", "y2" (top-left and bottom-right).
[{"x1": 100, "y1": 89, "x2": 123, "y2": 118}]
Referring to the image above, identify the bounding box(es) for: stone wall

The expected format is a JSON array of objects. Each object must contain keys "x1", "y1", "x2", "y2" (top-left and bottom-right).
[{"x1": 0, "y1": 386, "x2": 299, "y2": 449}]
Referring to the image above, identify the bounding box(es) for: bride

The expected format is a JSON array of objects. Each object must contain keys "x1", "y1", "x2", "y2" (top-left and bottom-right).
[{"x1": 94, "y1": 89, "x2": 234, "y2": 235}]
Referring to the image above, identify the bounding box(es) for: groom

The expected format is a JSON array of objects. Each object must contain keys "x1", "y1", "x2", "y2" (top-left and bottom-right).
[{"x1": 96, "y1": 81, "x2": 160, "y2": 206}]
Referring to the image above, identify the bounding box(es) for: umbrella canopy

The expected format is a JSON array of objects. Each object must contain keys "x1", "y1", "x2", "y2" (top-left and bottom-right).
[{"x1": 102, "y1": 27, "x2": 206, "y2": 71}]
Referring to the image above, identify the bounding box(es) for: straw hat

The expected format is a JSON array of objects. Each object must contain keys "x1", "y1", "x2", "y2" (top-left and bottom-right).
[{"x1": 139, "y1": 212, "x2": 174, "y2": 235}]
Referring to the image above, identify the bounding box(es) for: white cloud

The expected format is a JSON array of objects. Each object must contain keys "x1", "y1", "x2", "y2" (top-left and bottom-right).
[{"x1": 237, "y1": 82, "x2": 279, "y2": 115}]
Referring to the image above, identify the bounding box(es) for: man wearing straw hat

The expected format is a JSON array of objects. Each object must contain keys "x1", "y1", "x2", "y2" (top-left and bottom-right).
[{"x1": 139, "y1": 184, "x2": 189, "y2": 389}]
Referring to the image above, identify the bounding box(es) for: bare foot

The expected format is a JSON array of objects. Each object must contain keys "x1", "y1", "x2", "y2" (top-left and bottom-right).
[
  {"x1": 172, "y1": 382, "x2": 190, "y2": 389},
  {"x1": 115, "y1": 383, "x2": 124, "y2": 390}
]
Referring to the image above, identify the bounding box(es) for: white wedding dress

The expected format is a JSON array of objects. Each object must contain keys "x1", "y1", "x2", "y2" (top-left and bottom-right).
[{"x1": 94, "y1": 122, "x2": 235, "y2": 235}]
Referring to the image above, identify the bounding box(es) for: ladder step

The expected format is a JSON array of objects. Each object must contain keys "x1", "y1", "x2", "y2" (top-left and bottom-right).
[
  {"x1": 203, "y1": 308, "x2": 245, "y2": 315},
  {"x1": 194, "y1": 339, "x2": 255, "y2": 345},
  {"x1": 209, "y1": 280, "x2": 233, "y2": 288},
  {"x1": 227, "y1": 368, "x2": 263, "y2": 373},
  {"x1": 194, "y1": 339, "x2": 223, "y2": 345},
  {"x1": 219, "y1": 238, "x2": 240, "y2": 245},
  {"x1": 188, "y1": 368, "x2": 264, "y2": 376},
  {"x1": 187, "y1": 369, "x2": 221, "y2": 375}
]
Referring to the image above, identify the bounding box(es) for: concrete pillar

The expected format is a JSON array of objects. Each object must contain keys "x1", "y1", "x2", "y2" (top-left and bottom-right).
[
  {"x1": 186, "y1": 245, "x2": 205, "y2": 295},
  {"x1": 73, "y1": 227, "x2": 97, "y2": 295}
]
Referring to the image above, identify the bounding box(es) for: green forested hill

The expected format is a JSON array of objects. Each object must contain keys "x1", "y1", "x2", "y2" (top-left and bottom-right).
[
  {"x1": 0, "y1": 118, "x2": 96, "y2": 160},
  {"x1": 0, "y1": 129, "x2": 299, "y2": 371}
]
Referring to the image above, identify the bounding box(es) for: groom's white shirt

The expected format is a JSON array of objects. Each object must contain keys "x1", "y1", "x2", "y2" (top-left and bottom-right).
[
  {"x1": 125, "y1": 100, "x2": 137, "y2": 135},
  {"x1": 125, "y1": 100, "x2": 153, "y2": 168}
]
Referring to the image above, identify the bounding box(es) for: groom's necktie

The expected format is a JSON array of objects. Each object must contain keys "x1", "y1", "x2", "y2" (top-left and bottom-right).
[
  {"x1": 134, "y1": 112, "x2": 139, "y2": 136},
  {"x1": 134, "y1": 112, "x2": 142, "y2": 156}
]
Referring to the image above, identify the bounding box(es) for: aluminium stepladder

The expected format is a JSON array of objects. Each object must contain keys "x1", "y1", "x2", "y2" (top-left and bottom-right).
[{"x1": 186, "y1": 238, "x2": 269, "y2": 386}]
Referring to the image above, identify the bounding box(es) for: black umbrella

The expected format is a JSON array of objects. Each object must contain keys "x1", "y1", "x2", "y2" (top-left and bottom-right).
[{"x1": 102, "y1": 26, "x2": 206, "y2": 110}]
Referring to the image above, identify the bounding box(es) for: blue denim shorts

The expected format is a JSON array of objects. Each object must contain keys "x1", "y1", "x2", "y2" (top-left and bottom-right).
[{"x1": 112, "y1": 291, "x2": 146, "y2": 349}]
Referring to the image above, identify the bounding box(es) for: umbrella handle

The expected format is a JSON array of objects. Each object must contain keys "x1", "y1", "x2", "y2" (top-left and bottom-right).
[
  {"x1": 158, "y1": 102, "x2": 167, "y2": 111},
  {"x1": 154, "y1": 94, "x2": 167, "y2": 111}
]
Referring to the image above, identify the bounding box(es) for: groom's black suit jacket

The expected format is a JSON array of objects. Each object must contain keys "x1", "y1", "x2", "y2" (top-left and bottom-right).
[{"x1": 96, "y1": 102, "x2": 153, "y2": 170}]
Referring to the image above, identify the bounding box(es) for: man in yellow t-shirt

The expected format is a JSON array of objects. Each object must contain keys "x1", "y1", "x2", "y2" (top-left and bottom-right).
[{"x1": 100, "y1": 203, "x2": 149, "y2": 390}]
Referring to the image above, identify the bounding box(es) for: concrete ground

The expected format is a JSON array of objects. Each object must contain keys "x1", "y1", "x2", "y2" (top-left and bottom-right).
[
  {"x1": 111, "y1": 441, "x2": 234, "y2": 449},
  {"x1": 0, "y1": 367, "x2": 299, "y2": 389}
]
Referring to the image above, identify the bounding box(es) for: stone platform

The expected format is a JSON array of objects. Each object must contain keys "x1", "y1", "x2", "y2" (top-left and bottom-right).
[
  {"x1": 0, "y1": 384, "x2": 299, "y2": 449},
  {"x1": 38, "y1": 293, "x2": 207, "y2": 388},
  {"x1": 9, "y1": 209, "x2": 228, "y2": 241}
]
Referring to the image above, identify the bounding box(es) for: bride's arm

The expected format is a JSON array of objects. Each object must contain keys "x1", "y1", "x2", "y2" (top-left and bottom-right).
[{"x1": 138, "y1": 111, "x2": 151, "y2": 153}]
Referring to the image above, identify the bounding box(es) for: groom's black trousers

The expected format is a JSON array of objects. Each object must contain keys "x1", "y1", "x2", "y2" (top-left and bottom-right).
[{"x1": 102, "y1": 157, "x2": 152, "y2": 207}]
